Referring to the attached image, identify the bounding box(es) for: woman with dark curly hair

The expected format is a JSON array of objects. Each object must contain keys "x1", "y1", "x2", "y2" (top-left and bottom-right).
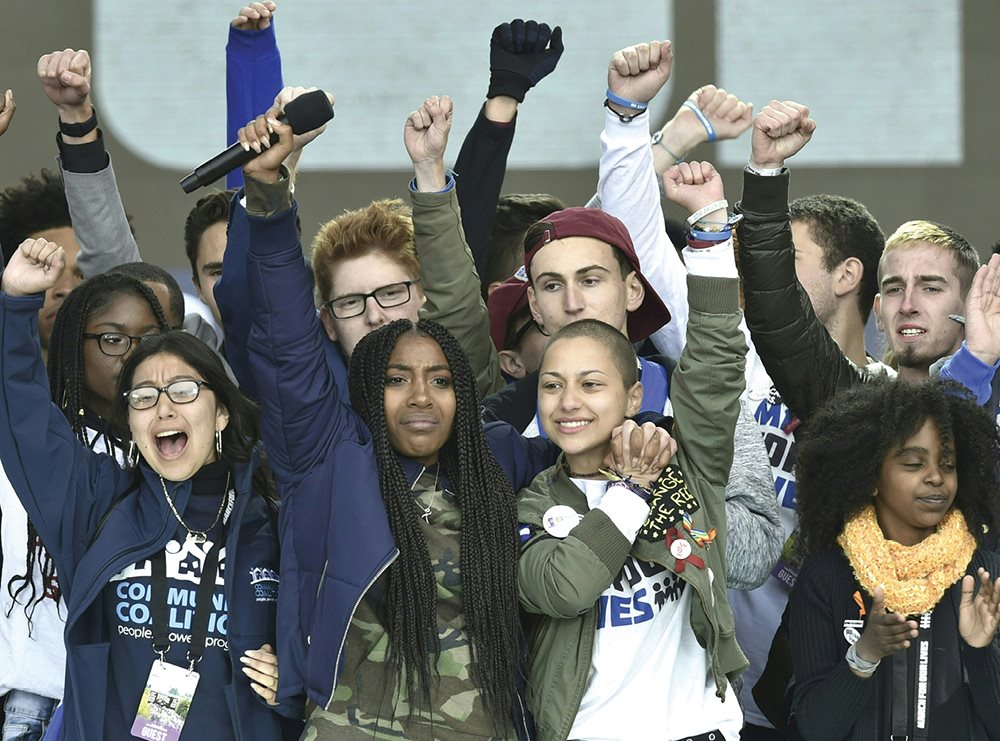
[{"x1": 788, "y1": 379, "x2": 1000, "y2": 740}]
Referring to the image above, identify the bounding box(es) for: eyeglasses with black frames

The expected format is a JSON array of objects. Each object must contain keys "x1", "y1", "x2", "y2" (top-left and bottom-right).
[
  {"x1": 323, "y1": 280, "x2": 420, "y2": 319},
  {"x1": 83, "y1": 332, "x2": 159, "y2": 357},
  {"x1": 123, "y1": 380, "x2": 210, "y2": 411}
]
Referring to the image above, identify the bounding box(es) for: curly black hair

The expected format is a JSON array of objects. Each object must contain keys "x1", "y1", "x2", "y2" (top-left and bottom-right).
[
  {"x1": 795, "y1": 379, "x2": 1000, "y2": 558},
  {"x1": 348, "y1": 318, "x2": 520, "y2": 732},
  {"x1": 0, "y1": 170, "x2": 71, "y2": 265}
]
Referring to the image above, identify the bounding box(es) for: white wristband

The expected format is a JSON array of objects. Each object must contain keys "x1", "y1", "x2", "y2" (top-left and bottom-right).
[
  {"x1": 686, "y1": 200, "x2": 728, "y2": 226},
  {"x1": 845, "y1": 642, "x2": 880, "y2": 675}
]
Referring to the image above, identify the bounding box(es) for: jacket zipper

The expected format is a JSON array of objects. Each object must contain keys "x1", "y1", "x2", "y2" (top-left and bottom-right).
[
  {"x1": 325, "y1": 548, "x2": 399, "y2": 709},
  {"x1": 307, "y1": 559, "x2": 330, "y2": 645}
]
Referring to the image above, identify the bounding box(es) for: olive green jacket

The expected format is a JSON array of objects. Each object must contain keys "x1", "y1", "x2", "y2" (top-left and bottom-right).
[
  {"x1": 412, "y1": 188, "x2": 504, "y2": 400},
  {"x1": 516, "y1": 274, "x2": 749, "y2": 741}
]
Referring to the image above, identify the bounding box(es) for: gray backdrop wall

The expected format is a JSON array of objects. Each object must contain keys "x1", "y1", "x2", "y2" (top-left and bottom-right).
[{"x1": 2, "y1": 2, "x2": 998, "y2": 274}]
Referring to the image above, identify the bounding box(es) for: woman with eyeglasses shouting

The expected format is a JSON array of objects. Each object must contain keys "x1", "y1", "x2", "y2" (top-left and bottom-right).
[{"x1": 0, "y1": 238, "x2": 303, "y2": 740}]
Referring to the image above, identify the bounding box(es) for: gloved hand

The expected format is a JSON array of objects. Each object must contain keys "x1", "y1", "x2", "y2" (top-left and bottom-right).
[{"x1": 487, "y1": 19, "x2": 564, "y2": 102}]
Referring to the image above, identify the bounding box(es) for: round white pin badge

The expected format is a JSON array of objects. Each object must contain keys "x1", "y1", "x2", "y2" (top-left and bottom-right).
[
  {"x1": 541, "y1": 505, "x2": 582, "y2": 538},
  {"x1": 670, "y1": 538, "x2": 692, "y2": 560}
]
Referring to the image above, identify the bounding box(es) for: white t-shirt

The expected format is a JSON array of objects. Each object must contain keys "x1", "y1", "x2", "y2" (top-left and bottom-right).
[
  {"x1": 567, "y1": 478, "x2": 743, "y2": 741},
  {"x1": 0, "y1": 458, "x2": 67, "y2": 700}
]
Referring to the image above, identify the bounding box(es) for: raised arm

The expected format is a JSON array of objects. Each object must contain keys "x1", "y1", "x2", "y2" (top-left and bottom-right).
[
  {"x1": 0, "y1": 239, "x2": 126, "y2": 571},
  {"x1": 736, "y1": 101, "x2": 880, "y2": 422},
  {"x1": 663, "y1": 160, "x2": 781, "y2": 588},
  {"x1": 39, "y1": 48, "x2": 140, "y2": 277},
  {"x1": 406, "y1": 95, "x2": 506, "y2": 398},
  {"x1": 939, "y1": 254, "x2": 1000, "y2": 407},
  {"x1": 237, "y1": 90, "x2": 363, "y2": 481},
  {"x1": 596, "y1": 41, "x2": 689, "y2": 360},
  {"x1": 454, "y1": 18, "x2": 563, "y2": 274},
  {"x1": 226, "y1": 1, "x2": 284, "y2": 189}
]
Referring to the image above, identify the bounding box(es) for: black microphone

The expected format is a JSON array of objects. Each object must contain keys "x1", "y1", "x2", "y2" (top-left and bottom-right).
[{"x1": 180, "y1": 89, "x2": 334, "y2": 193}]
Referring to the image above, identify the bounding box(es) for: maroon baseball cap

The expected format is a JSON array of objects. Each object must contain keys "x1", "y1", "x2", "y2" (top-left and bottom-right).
[
  {"x1": 523, "y1": 207, "x2": 671, "y2": 341},
  {"x1": 488, "y1": 265, "x2": 532, "y2": 351}
]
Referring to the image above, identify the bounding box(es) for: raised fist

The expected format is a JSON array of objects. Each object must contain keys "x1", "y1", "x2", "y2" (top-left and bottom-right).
[
  {"x1": 0, "y1": 90, "x2": 14, "y2": 137},
  {"x1": 37, "y1": 49, "x2": 92, "y2": 114},
  {"x1": 607, "y1": 41, "x2": 672, "y2": 110},
  {"x1": 274, "y1": 85, "x2": 328, "y2": 152},
  {"x1": 404, "y1": 95, "x2": 453, "y2": 167},
  {"x1": 663, "y1": 161, "x2": 727, "y2": 218},
  {"x1": 231, "y1": 1, "x2": 276, "y2": 30},
  {"x1": 682, "y1": 85, "x2": 753, "y2": 144},
  {"x1": 750, "y1": 100, "x2": 816, "y2": 170},
  {"x1": 1, "y1": 239, "x2": 65, "y2": 297},
  {"x1": 488, "y1": 19, "x2": 564, "y2": 103}
]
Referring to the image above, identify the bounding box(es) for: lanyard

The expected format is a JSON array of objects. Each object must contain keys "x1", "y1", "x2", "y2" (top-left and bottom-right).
[
  {"x1": 891, "y1": 610, "x2": 932, "y2": 741},
  {"x1": 150, "y1": 536, "x2": 224, "y2": 671}
]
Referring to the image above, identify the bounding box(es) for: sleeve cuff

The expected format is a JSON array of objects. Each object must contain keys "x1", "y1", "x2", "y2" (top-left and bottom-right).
[
  {"x1": 226, "y1": 23, "x2": 280, "y2": 58},
  {"x1": 596, "y1": 484, "x2": 651, "y2": 542},
  {"x1": 683, "y1": 239, "x2": 740, "y2": 279},
  {"x1": 408, "y1": 170, "x2": 456, "y2": 193},
  {"x1": 0, "y1": 292, "x2": 46, "y2": 310},
  {"x1": 244, "y1": 167, "x2": 293, "y2": 216},
  {"x1": 941, "y1": 342, "x2": 1000, "y2": 405},
  {"x1": 57, "y1": 130, "x2": 110, "y2": 173},
  {"x1": 603, "y1": 107, "x2": 652, "y2": 141},
  {"x1": 737, "y1": 169, "x2": 791, "y2": 216}
]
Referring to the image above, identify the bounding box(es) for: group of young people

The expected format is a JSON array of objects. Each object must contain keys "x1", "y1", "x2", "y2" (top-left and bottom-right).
[{"x1": 0, "y1": 4, "x2": 999, "y2": 741}]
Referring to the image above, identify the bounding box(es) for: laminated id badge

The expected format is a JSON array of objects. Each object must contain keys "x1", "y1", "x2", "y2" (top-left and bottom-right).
[{"x1": 131, "y1": 660, "x2": 200, "y2": 741}]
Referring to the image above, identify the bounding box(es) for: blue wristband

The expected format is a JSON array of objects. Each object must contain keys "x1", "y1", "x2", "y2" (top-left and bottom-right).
[
  {"x1": 606, "y1": 89, "x2": 648, "y2": 112},
  {"x1": 690, "y1": 226, "x2": 732, "y2": 242},
  {"x1": 682, "y1": 100, "x2": 717, "y2": 142}
]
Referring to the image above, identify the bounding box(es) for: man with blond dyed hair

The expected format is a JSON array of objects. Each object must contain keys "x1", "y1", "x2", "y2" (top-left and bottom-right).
[{"x1": 874, "y1": 219, "x2": 980, "y2": 382}]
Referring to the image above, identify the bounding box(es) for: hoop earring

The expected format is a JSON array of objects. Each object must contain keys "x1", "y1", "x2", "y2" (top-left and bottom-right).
[
  {"x1": 127, "y1": 440, "x2": 138, "y2": 468},
  {"x1": 215, "y1": 430, "x2": 223, "y2": 458}
]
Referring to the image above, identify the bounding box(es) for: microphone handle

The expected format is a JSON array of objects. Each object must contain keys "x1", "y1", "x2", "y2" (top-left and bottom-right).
[{"x1": 180, "y1": 131, "x2": 280, "y2": 194}]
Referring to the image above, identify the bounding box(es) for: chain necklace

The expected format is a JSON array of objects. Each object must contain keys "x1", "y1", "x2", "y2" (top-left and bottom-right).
[
  {"x1": 159, "y1": 472, "x2": 231, "y2": 544},
  {"x1": 411, "y1": 465, "x2": 441, "y2": 523}
]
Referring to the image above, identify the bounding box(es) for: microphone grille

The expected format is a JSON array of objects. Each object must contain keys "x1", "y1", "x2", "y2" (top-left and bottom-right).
[{"x1": 283, "y1": 90, "x2": 335, "y2": 134}]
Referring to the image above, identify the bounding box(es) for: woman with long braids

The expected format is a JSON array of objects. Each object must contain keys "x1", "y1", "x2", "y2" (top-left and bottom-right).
[
  {"x1": 0, "y1": 238, "x2": 302, "y2": 740},
  {"x1": 236, "y1": 94, "x2": 673, "y2": 739},
  {"x1": 787, "y1": 379, "x2": 1000, "y2": 739},
  {"x1": 1, "y1": 269, "x2": 169, "y2": 740}
]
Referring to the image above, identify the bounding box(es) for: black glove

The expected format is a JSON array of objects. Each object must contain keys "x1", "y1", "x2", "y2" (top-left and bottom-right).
[{"x1": 487, "y1": 19, "x2": 564, "y2": 103}]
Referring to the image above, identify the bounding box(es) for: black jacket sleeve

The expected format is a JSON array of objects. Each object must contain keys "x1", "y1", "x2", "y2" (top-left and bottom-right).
[
  {"x1": 453, "y1": 105, "x2": 517, "y2": 278},
  {"x1": 735, "y1": 170, "x2": 883, "y2": 423}
]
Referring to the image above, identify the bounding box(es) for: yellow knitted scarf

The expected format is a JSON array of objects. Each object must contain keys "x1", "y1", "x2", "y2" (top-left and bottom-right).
[{"x1": 837, "y1": 504, "x2": 975, "y2": 615}]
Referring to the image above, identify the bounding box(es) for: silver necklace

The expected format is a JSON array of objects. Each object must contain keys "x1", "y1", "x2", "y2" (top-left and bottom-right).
[
  {"x1": 411, "y1": 466, "x2": 441, "y2": 523},
  {"x1": 159, "y1": 472, "x2": 231, "y2": 544}
]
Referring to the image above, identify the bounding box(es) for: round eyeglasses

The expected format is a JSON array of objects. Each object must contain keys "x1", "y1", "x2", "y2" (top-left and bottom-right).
[
  {"x1": 123, "y1": 380, "x2": 210, "y2": 411},
  {"x1": 323, "y1": 280, "x2": 419, "y2": 319},
  {"x1": 83, "y1": 332, "x2": 159, "y2": 357}
]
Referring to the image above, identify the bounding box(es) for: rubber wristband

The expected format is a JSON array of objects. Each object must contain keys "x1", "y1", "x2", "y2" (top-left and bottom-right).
[
  {"x1": 682, "y1": 100, "x2": 716, "y2": 142},
  {"x1": 605, "y1": 89, "x2": 648, "y2": 111},
  {"x1": 686, "y1": 200, "x2": 729, "y2": 226},
  {"x1": 651, "y1": 131, "x2": 684, "y2": 164},
  {"x1": 690, "y1": 226, "x2": 732, "y2": 242},
  {"x1": 59, "y1": 107, "x2": 98, "y2": 138}
]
